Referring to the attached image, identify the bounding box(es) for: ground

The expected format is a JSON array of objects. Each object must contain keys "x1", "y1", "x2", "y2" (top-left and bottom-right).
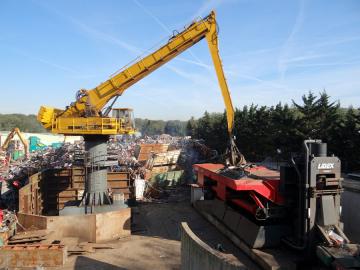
[{"x1": 58, "y1": 187, "x2": 258, "y2": 270}]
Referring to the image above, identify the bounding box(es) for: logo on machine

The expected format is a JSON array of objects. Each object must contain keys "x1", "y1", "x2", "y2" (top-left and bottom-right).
[{"x1": 318, "y1": 163, "x2": 334, "y2": 169}]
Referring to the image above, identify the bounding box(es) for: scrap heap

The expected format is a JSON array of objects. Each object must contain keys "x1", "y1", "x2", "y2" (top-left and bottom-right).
[{"x1": 0, "y1": 135, "x2": 215, "y2": 210}]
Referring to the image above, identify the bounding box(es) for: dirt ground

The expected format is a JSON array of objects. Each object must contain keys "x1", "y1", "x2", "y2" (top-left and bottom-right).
[{"x1": 58, "y1": 187, "x2": 258, "y2": 270}]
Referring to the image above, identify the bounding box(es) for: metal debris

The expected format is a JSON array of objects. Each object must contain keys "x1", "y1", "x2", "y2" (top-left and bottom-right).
[{"x1": 0, "y1": 135, "x2": 216, "y2": 209}]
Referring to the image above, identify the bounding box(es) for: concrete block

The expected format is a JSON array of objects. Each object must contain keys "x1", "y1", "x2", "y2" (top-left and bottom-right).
[
  {"x1": 223, "y1": 207, "x2": 241, "y2": 232},
  {"x1": 17, "y1": 207, "x2": 131, "y2": 243},
  {"x1": 211, "y1": 199, "x2": 226, "y2": 221},
  {"x1": 190, "y1": 184, "x2": 204, "y2": 204},
  {"x1": 234, "y1": 214, "x2": 289, "y2": 248}
]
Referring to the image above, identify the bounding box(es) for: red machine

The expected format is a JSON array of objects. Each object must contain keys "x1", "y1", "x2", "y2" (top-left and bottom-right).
[
  {"x1": 194, "y1": 163, "x2": 285, "y2": 220},
  {"x1": 193, "y1": 141, "x2": 360, "y2": 268}
]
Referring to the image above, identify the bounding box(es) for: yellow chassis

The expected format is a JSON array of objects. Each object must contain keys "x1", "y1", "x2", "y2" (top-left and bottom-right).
[{"x1": 50, "y1": 117, "x2": 135, "y2": 135}]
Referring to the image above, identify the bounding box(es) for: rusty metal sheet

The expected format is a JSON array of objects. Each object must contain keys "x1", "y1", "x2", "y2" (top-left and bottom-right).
[
  {"x1": 0, "y1": 244, "x2": 67, "y2": 268},
  {"x1": 135, "y1": 144, "x2": 169, "y2": 161}
]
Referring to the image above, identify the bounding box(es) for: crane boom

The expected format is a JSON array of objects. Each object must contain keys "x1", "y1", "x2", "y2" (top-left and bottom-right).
[
  {"x1": 1, "y1": 128, "x2": 29, "y2": 159},
  {"x1": 38, "y1": 11, "x2": 234, "y2": 135}
]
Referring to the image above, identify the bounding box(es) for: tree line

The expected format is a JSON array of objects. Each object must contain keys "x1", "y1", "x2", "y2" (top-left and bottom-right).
[
  {"x1": 0, "y1": 114, "x2": 188, "y2": 136},
  {"x1": 186, "y1": 91, "x2": 360, "y2": 172},
  {"x1": 1, "y1": 91, "x2": 359, "y2": 171},
  {"x1": 135, "y1": 118, "x2": 187, "y2": 137},
  {"x1": 0, "y1": 114, "x2": 46, "y2": 133}
]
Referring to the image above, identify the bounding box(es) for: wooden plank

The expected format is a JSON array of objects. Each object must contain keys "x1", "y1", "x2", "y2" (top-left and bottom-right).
[
  {"x1": 58, "y1": 197, "x2": 77, "y2": 203},
  {"x1": 10, "y1": 230, "x2": 48, "y2": 241},
  {"x1": 58, "y1": 190, "x2": 78, "y2": 197},
  {"x1": 108, "y1": 172, "x2": 130, "y2": 180},
  {"x1": 111, "y1": 187, "x2": 131, "y2": 193},
  {"x1": 72, "y1": 167, "x2": 85, "y2": 175},
  {"x1": 138, "y1": 153, "x2": 151, "y2": 161},
  {"x1": 56, "y1": 169, "x2": 72, "y2": 177},
  {"x1": 67, "y1": 246, "x2": 94, "y2": 254},
  {"x1": 72, "y1": 175, "x2": 85, "y2": 181},
  {"x1": 151, "y1": 165, "x2": 177, "y2": 174},
  {"x1": 79, "y1": 242, "x2": 114, "y2": 250},
  {"x1": 149, "y1": 150, "x2": 181, "y2": 167},
  {"x1": 108, "y1": 180, "x2": 129, "y2": 188},
  {"x1": 135, "y1": 144, "x2": 169, "y2": 161},
  {"x1": 8, "y1": 237, "x2": 46, "y2": 244},
  {"x1": 72, "y1": 181, "x2": 85, "y2": 189}
]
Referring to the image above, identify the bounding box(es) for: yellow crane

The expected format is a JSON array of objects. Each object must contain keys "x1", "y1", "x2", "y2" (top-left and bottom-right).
[
  {"x1": 37, "y1": 11, "x2": 244, "y2": 213},
  {"x1": 1, "y1": 128, "x2": 29, "y2": 159},
  {"x1": 38, "y1": 10, "x2": 244, "y2": 165}
]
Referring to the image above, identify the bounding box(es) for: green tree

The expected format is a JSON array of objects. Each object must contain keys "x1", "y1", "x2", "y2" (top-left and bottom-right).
[
  {"x1": 186, "y1": 117, "x2": 198, "y2": 138},
  {"x1": 196, "y1": 111, "x2": 212, "y2": 143},
  {"x1": 209, "y1": 112, "x2": 227, "y2": 152},
  {"x1": 269, "y1": 103, "x2": 302, "y2": 159},
  {"x1": 135, "y1": 118, "x2": 187, "y2": 136},
  {"x1": 0, "y1": 114, "x2": 46, "y2": 133},
  {"x1": 293, "y1": 91, "x2": 321, "y2": 139},
  {"x1": 293, "y1": 91, "x2": 340, "y2": 141},
  {"x1": 334, "y1": 107, "x2": 360, "y2": 171},
  {"x1": 164, "y1": 120, "x2": 186, "y2": 136}
]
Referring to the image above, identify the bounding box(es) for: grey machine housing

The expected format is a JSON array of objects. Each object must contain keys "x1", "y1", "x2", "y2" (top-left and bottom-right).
[{"x1": 281, "y1": 139, "x2": 346, "y2": 254}]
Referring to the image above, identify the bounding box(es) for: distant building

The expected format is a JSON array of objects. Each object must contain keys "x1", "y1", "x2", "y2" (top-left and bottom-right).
[{"x1": 0, "y1": 131, "x2": 82, "y2": 147}]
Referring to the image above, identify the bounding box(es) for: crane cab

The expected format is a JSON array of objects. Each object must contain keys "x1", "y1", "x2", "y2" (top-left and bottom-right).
[{"x1": 112, "y1": 108, "x2": 135, "y2": 134}]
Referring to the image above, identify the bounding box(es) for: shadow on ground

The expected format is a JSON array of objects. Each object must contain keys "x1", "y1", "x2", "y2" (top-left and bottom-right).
[
  {"x1": 132, "y1": 186, "x2": 259, "y2": 269},
  {"x1": 74, "y1": 256, "x2": 127, "y2": 270}
]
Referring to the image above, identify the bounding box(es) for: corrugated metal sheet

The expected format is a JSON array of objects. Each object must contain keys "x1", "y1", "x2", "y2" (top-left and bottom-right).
[{"x1": 18, "y1": 167, "x2": 132, "y2": 215}]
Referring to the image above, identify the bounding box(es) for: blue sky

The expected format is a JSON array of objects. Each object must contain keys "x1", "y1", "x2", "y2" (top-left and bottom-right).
[{"x1": 0, "y1": 0, "x2": 359, "y2": 120}]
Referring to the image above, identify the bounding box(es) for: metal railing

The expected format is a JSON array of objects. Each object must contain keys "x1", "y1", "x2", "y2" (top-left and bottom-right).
[{"x1": 52, "y1": 117, "x2": 135, "y2": 135}]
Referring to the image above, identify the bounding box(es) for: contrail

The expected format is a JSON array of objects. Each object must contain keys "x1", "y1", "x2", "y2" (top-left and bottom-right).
[
  {"x1": 131, "y1": 0, "x2": 211, "y2": 70},
  {"x1": 278, "y1": 0, "x2": 306, "y2": 80}
]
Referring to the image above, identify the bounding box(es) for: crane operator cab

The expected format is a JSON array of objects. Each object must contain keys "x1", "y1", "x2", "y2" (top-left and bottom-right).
[{"x1": 112, "y1": 108, "x2": 135, "y2": 134}]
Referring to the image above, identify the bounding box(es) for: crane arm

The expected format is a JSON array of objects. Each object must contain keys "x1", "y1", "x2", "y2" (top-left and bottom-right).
[
  {"x1": 38, "y1": 11, "x2": 234, "y2": 134},
  {"x1": 205, "y1": 25, "x2": 234, "y2": 134},
  {"x1": 1, "y1": 128, "x2": 29, "y2": 158}
]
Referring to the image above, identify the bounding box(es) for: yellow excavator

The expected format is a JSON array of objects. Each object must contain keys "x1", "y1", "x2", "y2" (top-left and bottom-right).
[
  {"x1": 1, "y1": 128, "x2": 29, "y2": 160},
  {"x1": 37, "y1": 11, "x2": 244, "y2": 213}
]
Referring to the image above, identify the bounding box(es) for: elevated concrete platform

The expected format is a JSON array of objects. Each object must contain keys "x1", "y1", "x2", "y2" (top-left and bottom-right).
[{"x1": 17, "y1": 208, "x2": 131, "y2": 243}]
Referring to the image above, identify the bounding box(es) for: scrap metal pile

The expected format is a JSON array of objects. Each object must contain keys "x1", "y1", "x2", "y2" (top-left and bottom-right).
[
  {"x1": 0, "y1": 142, "x2": 82, "y2": 188},
  {"x1": 0, "y1": 210, "x2": 17, "y2": 234},
  {"x1": 0, "y1": 135, "x2": 216, "y2": 203}
]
